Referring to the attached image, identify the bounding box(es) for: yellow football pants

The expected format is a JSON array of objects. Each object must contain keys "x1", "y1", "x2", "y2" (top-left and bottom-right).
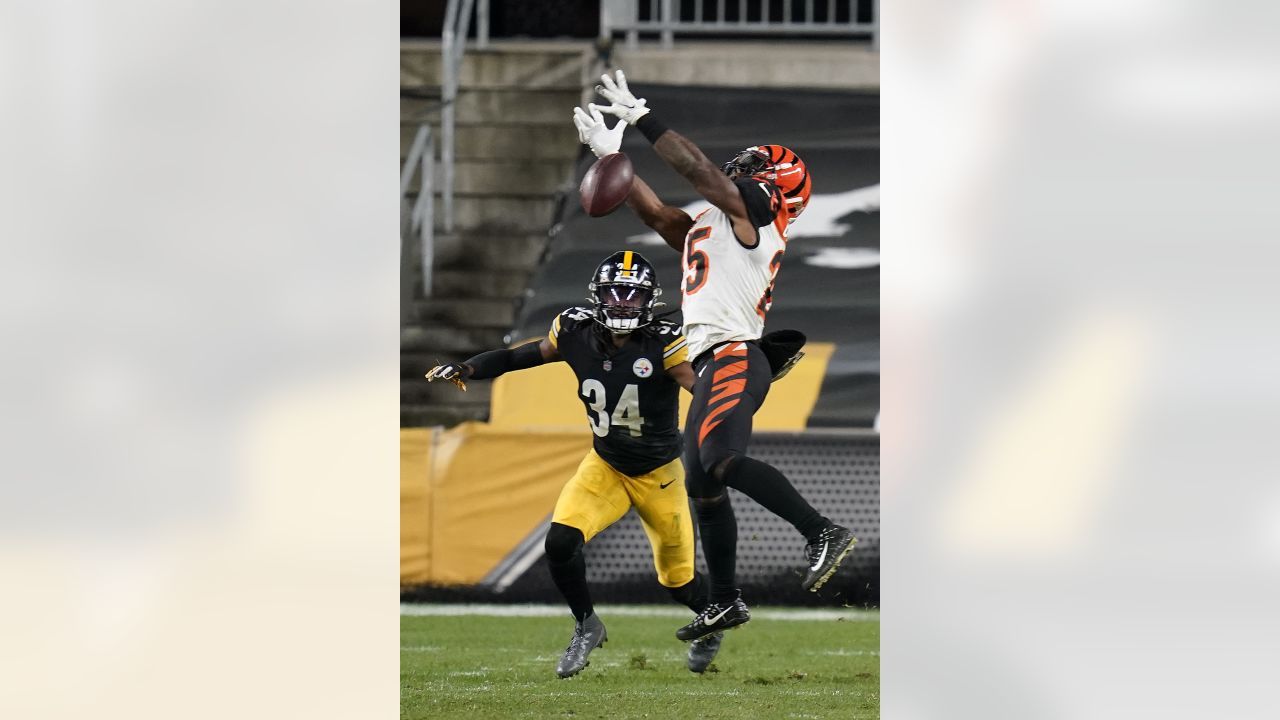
[{"x1": 551, "y1": 449, "x2": 695, "y2": 588}]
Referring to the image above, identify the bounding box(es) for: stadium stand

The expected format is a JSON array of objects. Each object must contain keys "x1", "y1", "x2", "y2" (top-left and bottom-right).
[{"x1": 400, "y1": 42, "x2": 593, "y2": 427}]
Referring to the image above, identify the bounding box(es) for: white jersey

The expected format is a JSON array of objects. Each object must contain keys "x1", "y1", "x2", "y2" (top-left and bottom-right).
[{"x1": 680, "y1": 180, "x2": 790, "y2": 360}]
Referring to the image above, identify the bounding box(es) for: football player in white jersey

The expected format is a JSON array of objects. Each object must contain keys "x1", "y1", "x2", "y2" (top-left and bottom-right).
[{"x1": 572, "y1": 70, "x2": 857, "y2": 642}]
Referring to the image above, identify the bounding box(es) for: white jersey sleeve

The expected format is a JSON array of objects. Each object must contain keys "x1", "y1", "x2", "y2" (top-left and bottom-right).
[{"x1": 679, "y1": 180, "x2": 790, "y2": 360}]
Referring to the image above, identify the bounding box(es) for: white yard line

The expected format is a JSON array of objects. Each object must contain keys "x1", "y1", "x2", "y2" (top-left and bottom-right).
[{"x1": 401, "y1": 603, "x2": 878, "y2": 622}]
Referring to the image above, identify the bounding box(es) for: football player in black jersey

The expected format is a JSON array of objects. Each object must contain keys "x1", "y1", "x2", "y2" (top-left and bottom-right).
[{"x1": 426, "y1": 251, "x2": 723, "y2": 677}]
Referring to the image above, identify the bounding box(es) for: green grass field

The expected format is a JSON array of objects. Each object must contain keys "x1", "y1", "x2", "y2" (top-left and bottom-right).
[{"x1": 401, "y1": 606, "x2": 879, "y2": 720}]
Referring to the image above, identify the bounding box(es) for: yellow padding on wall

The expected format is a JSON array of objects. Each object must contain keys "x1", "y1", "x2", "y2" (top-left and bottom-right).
[
  {"x1": 490, "y1": 361, "x2": 583, "y2": 429},
  {"x1": 401, "y1": 423, "x2": 592, "y2": 586},
  {"x1": 400, "y1": 428, "x2": 435, "y2": 584},
  {"x1": 745, "y1": 341, "x2": 836, "y2": 430},
  {"x1": 489, "y1": 341, "x2": 836, "y2": 431}
]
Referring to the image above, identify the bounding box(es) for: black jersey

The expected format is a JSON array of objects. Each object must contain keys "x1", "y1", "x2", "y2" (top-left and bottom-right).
[{"x1": 548, "y1": 306, "x2": 691, "y2": 476}]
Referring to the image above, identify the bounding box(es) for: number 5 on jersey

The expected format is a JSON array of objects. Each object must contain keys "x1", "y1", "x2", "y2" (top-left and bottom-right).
[
  {"x1": 581, "y1": 379, "x2": 645, "y2": 437},
  {"x1": 683, "y1": 226, "x2": 711, "y2": 295}
]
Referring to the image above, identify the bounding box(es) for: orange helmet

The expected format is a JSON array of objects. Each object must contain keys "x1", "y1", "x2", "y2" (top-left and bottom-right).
[{"x1": 722, "y1": 145, "x2": 811, "y2": 223}]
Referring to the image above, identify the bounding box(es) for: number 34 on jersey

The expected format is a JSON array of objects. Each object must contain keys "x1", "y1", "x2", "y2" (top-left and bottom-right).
[{"x1": 581, "y1": 379, "x2": 644, "y2": 437}]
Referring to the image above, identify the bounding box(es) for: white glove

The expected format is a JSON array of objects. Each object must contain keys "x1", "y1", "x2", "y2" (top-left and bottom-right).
[
  {"x1": 594, "y1": 69, "x2": 650, "y2": 125},
  {"x1": 572, "y1": 104, "x2": 626, "y2": 158}
]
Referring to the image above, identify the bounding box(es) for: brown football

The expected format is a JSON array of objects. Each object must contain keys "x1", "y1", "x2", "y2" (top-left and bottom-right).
[{"x1": 579, "y1": 152, "x2": 634, "y2": 217}]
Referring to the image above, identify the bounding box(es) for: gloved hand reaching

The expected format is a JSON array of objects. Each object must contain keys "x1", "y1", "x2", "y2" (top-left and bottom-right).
[
  {"x1": 425, "y1": 361, "x2": 472, "y2": 391},
  {"x1": 572, "y1": 104, "x2": 626, "y2": 158},
  {"x1": 593, "y1": 69, "x2": 650, "y2": 125}
]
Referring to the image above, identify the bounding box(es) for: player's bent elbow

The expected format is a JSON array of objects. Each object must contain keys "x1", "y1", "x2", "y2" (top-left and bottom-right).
[
  {"x1": 656, "y1": 210, "x2": 693, "y2": 245},
  {"x1": 693, "y1": 171, "x2": 746, "y2": 220}
]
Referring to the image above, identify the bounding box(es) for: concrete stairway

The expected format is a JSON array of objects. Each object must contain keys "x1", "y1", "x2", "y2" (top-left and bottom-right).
[{"x1": 401, "y1": 41, "x2": 592, "y2": 427}]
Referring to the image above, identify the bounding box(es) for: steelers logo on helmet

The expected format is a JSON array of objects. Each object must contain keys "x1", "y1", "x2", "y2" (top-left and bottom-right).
[
  {"x1": 587, "y1": 250, "x2": 662, "y2": 334},
  {"x1": 721, "y1": 144, "x2": 811, "y2": 224}
]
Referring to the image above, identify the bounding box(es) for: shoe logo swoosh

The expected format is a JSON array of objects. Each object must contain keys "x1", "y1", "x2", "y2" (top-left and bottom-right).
[
  {"x1": 809, "y1": 541, "x2": 828, "y2": 571},
  {"x1": 659, "y1": 480, "x2": 675, "y2": 489},
  {"x1": 705, "y1": 606, "x2": 732, "y2": 626}
]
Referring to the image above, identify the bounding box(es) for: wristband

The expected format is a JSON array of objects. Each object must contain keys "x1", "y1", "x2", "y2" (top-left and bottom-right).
[{"x1": 636, "y1": 113, "x2": 669, "y2": 144}]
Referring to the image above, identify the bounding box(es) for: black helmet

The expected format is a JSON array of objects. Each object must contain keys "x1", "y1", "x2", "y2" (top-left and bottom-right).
[{"x1": 588, "y1": 250, "x2": 662, "y2": 334}]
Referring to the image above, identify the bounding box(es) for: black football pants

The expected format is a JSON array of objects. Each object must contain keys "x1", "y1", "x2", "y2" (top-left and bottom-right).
[
  {"x1": 683, "y1": 341, "x2": 771, "y2": 494},
  {"x1": 683, "y1": 340, "x2": 828, "y2": 603}
]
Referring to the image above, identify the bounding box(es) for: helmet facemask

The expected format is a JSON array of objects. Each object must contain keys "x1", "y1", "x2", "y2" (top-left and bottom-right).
[
  {"x1": 591, "y1": 282, "x2": 657, "y2": 334},
  {"x1": 722, "y1": 148, "x2": 771, "y2": 180},
  {"x1": 588, "y1": 250, "x2": 663, "y2": 335},
  {"x1": 722, "y1": 145, "x2": 810, "y2": 224}
]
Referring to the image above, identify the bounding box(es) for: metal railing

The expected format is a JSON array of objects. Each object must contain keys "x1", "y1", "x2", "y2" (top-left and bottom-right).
[
  {"x1": 401, "y1": 124, "x2": 435, "y2": 296},
  {"x1": 477, "y1": 0, "x2": 490, "y2": 48},
  {"x1": 403, "y1": 0, "x2": 488, "y2": 299},
  {"x1": 440, "y1": 0, "x2": 477, "y2": 235},
  {"x1": 600, "y1": 0, "x2": 878, "y2": 49}
]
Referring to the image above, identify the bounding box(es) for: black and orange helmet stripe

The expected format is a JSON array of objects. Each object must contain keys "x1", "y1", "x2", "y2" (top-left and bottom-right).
[
  {"x1": 726, "y1": 144, "x2": 810, "y2": 223},
  {"x1": 784, "y1": 170, "x2": 809, "y2": 198}
]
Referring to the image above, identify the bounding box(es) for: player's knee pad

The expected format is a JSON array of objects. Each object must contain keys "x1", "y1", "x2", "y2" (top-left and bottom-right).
[
  {"x1": 657, "y1": 563, "x2": 695, "y2": 589},
  {"x1": 684, "y1": 460, "x2": 724, "y2": 500},
  {"x1": 701, "y1": 450, "x2": 741, "y2": 482},
  {"x1": 544, "y1": 522, "x2": 584, "y2": 564}
]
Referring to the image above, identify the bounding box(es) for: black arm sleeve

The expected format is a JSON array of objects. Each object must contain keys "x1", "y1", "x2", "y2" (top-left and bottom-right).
[
  {"x1": 734, "y1": 178, "x2": 784, "y2": 229},
  {"x1": 465, "y1": 341, "x2": 546, "y2": 380}
]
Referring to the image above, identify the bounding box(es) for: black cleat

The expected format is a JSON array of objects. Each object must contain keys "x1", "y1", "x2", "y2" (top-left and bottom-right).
[
  {"x1": 801, "y1": 524, "x2": 857, "y2": 592},
  {"x1": 687, "y1": 631, "x2": 724, "y2": 673},
  {"x1": 676, "y1": 595, "x2": 750, "y2": 642},
  {"x1": 556, "y1": 612, "x2": 607, "y2": 678}
]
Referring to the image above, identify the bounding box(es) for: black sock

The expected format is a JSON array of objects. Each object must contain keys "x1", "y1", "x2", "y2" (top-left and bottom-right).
[
  {"x1": 545, "y1": 523, "x2": 594, "y2": 622},
  {"x1": 696, "y1": 495, "x2": 739, "y2": 605},
  {"x1": 548, "y1": 553, "x2": 593, "y2": 622},
  {"x1": 723, "y1": 456, "x2": 829, "y2": 541},
  {"x1": 667, "y1": 572, "x2": 709, "y2": 614}
]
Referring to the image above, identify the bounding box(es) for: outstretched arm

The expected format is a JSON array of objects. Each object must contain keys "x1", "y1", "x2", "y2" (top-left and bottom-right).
[
  {"x1": 648, "y1": 128, "x2": 747, "y2": 225},
  {"x1": 626, "y1": 175, "x2": 692, "y2": 252},
  {"x1": 425, "y1": 339, "x2": 559, "y2": 391},
  {"x1": 595, "y1": 70, "x2": 758, "y2": 248},
  {"x1": 573, "y1": 103, "x2": 689, "y2": 253}
]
